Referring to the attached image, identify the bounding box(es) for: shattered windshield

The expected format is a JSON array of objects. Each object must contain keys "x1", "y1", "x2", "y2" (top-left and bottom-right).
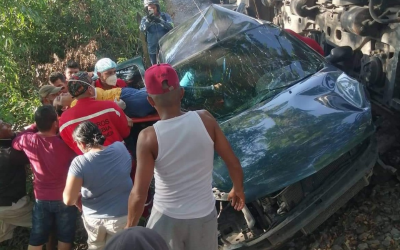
[{"x1": 175, "y1": 25, "x2": 324, "y2": 120}]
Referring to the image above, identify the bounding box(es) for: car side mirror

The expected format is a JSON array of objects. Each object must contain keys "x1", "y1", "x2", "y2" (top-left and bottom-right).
[{"x1": 326, "y1": 46, "x2": 353, "y2": 64}]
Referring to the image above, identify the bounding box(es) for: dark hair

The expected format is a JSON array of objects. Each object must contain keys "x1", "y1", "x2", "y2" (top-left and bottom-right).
[
  {"x1": 73, "y1": 121, "x2": 105, "y2": 148},
  {"x1": 34, "y1": 105, "x2": 58, "y2": 132},
  {"x1": 66, "y1": 60, "x2": 80, "y2": 69},
  {"x1": 54, "y1": 104, "x2": 64, "y2": 117},
  {"x1": 49, "y1": 72, "x2": 66, "y2": 84}
]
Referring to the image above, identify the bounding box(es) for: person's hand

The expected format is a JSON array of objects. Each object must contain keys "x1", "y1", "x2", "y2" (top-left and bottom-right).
[
  {"x1": 153, "y1": 17, "x2": 162, "y2": 23},
  {"x1": 228, "y1": 187, "x2": 245, "y2": 211},
  {"x1": 75, "y1": 195, "x2": 83, "y2": 212},
  {"x1": 148, "y1": 14, "x2": 161, "y2": 23},
  {"x1": 115, "y1": 98, "x2": 126, "y2": 110},
  {"x1": 126, "y1": 115, "x2": 133, "y2": 127},
  {"x1": 214, "y1": 83, "x2": 223, "y2": 89}
]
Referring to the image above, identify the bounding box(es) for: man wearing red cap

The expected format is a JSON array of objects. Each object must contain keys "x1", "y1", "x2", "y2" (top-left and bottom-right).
[
  {"x1": 285, "y1": 29, "x2": 324, "y2": 56},
  {"x1": 126, "y1": 63, "x2": 245, "y2": 250}
]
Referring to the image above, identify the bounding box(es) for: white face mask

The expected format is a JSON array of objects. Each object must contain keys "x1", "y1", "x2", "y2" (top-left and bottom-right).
[{"x1": 106, "y1": 75, "x2": 118, "y2": 86}]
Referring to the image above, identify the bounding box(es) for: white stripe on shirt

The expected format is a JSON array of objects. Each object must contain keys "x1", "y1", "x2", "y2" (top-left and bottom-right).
[{"x1": 59, "y1": 108, "x2": 121, "y2": 133}]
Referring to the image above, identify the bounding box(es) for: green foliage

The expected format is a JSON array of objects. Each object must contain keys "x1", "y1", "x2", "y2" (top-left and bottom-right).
[{"x1": 0, "y1": 0, "x2": 149, "y2": 128}]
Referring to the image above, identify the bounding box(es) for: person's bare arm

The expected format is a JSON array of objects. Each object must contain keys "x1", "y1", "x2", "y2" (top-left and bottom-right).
[
  {"x1": 63, "y1": 175, "x2": 83, "y2": 206},
  {"x1": 197, "y1": 110, "x2": 245, "y2": 210},
  {"x1": 126, "y1": 127, "x2": 157, "y2": 227}
]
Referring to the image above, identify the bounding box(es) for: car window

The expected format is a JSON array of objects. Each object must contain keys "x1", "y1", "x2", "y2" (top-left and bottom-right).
[
  {"x1": 175, "y1": 25, "x2": 324, "y2": 120},
  {"x1": 116, "y1": 64, "x2": 144, "y2": 89}
]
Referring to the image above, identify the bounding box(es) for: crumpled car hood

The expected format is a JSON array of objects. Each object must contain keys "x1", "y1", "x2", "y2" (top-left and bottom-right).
[{"x1": 212, "y1": 69, "x2": 375, "y2": 202}]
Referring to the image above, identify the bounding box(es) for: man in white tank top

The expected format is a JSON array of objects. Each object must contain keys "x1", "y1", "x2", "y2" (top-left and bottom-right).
[{"x1": 126, "y1": 63, "x2": 245, "y2": 250}]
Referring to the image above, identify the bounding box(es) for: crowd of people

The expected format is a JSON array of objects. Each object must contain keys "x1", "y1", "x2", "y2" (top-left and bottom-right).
[
  {"x1": 0, "y1": 0, "x2": 329, "y2": 248},
  {"x1": 0, "y1": 59, "x2": 245, "y2": 250}
]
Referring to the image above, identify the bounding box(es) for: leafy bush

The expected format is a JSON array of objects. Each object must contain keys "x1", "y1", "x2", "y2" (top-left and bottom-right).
[{"x1": 0, "y1": 0, "x2": 147, "y2": 128}]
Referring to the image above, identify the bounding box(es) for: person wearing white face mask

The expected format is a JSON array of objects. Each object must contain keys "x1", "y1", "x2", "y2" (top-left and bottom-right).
[
  {"x1": 93, "y1": 58, "x2": 127, "y2": 90},
  {"x1": 58, "y1": 72, "x2": 131, "y2": 155}
]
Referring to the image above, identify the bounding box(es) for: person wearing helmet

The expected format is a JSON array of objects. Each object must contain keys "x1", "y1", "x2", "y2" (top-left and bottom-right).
[
  {"x1": 140, "y1": 0, "x2": 173, "y2": 65},
  {"x1": 93, "y1": 58, "x2": 127, "y2": 90}
]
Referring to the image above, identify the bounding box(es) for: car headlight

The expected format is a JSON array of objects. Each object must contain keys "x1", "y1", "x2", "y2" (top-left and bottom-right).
[{"x1": 335, "y1": 73, "x2": 366, "y2": 109}]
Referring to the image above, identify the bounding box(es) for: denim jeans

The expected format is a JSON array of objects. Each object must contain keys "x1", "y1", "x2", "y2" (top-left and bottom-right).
[{"x1": 29, "y1": 200, "x2": 77, "y2": 246}]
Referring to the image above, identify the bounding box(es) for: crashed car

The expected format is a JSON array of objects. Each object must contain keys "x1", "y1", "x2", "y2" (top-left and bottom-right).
[
  {"x1": 116, "y1": 56, "x2": 146, "y2": 89},
  {"x1": 155, "y1": 4, "x2": 378, "y2": 250}
]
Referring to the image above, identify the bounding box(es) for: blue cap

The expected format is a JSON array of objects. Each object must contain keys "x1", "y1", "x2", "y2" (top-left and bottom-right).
[{"x1": 93, "y1": 58, "x2": 117, "y2": 80}]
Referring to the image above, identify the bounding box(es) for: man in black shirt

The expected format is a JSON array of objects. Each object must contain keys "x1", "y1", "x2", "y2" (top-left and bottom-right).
[{"x1": 0, "y1": 119, "x2": 33, "y2": 242}]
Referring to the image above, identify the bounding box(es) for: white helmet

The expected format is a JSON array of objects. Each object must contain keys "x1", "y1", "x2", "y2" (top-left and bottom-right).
[{"x1": 144, "y1": 0, "x2": 160, "y2": 7}]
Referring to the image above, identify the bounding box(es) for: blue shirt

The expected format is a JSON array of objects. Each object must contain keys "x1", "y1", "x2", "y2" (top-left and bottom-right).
[
  {"x1": 120, "y1": 87, "x2": 156, "y2": 117},
  {"x1": 68, "y1": 142, "x2": 132, "y2": 218},
  {"x1": 140, "y1": 12, "x2": 173, "y2": 54}
]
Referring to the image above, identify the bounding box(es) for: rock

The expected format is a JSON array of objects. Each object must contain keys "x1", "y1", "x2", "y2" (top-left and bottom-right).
[
  {"x1": 357, "y1": 225, "x2": 368, "y2": 234},
  {"x1": 389, "y1": 215, "x2": 400, "y2": 222},
  {"x1": 309, "y1": 241, "x2": 319, "y2": 249},
  {"x1": 382, "y1": 206, "x2": 392, "y2": 214},
  {"x1": 359, "y1": 233, "x2": 370, "y2": 241},
  {"x1": 332, "y1": 245, "x2": 343, "y2": 250},
  {"x1": 383, "y1": 225, "x2": 392, "y2": 233},
  {"x1": 382, "y1": 239, "x2": 391, "y2": 247},
  {"x1": 333, "y1": 236, "x2": 346, "y2": 246},
  {"x1": 360, "y1": 206, "x2": 369, "y2": 213},
  {"x1": 357, "y1": 243, "x2": 369, "y2": 250},
  {"x1": 390, "y1": 228, "x2": 400, "y2": 238},
  {"x1": 367, "y1": 240, "x2": 380, "y2": 249},
  {"x1": 375, "y1": 215, "x2": 383, "y2": 224}
]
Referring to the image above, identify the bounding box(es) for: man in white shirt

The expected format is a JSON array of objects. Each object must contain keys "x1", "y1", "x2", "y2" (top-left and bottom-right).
[{"x1": 126, "y1": 63, "x2": 245, "y2": 250}]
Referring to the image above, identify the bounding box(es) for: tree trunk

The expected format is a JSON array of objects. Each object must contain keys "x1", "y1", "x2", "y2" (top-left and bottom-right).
[{"x1": 136, "y1": 12, "x2": 151, "y2": 69}]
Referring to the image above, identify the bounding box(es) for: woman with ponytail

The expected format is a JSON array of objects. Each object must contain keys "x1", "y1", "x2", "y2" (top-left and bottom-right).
[{"x1": 63, "y1": 121, "x2": 133, "y2": 249}]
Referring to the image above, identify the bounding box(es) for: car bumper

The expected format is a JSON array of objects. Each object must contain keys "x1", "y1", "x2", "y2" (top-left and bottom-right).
[{"x1": 222, "y1": 136, "x2": 378, "y2": 250}]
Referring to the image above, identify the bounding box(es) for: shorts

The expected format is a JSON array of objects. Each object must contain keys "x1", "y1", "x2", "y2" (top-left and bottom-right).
[
  {"x1": 82, "y1": 214, "x2": 127, "y2": 250},
  {"x1": 146, "y1": 207, "x2": 218, "y2": 250},
  {"x1": 29, "y1": 200, "x2": 77, "y2": 246}
]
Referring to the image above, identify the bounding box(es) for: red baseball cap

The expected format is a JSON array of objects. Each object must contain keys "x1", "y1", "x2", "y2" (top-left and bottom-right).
[{"x1": 145, "y1": 63, "x2": 180, "y2": 95}]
